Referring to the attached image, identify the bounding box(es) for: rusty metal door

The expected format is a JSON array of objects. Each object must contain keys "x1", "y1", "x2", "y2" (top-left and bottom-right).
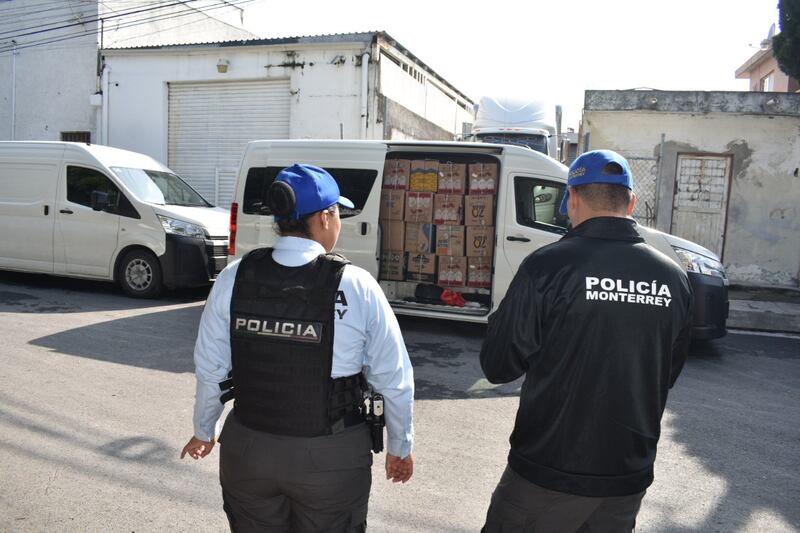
[{"x1": 670, "y1": 154, "x2": 732, "y2": 258}]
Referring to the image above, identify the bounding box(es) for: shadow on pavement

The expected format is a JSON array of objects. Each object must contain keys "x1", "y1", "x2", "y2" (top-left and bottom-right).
[
  {"x1": 29, "y1": 305, "x2": 202, "y2": 373},
  {"x1": 0, "y1": 270, "x2": 208, "y2": 313},
  {"x1": 397, "y1": 316, "x2": 522, "y2": 401},
  {"x1": 663, "y1": 333, "x2": 800, "y2": 530},
  {"x1": 0, "y1": 390, "x2": 220, "y2": 509}
]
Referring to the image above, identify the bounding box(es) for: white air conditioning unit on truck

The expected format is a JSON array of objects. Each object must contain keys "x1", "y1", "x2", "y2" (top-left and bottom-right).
[{"x1": 227, "y1": 139, "x2": 728, "y2": 340}]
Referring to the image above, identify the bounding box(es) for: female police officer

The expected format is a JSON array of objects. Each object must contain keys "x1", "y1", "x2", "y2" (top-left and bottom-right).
[{"x1": 181, "y1": 163, "x2": 414, "y2": 532}]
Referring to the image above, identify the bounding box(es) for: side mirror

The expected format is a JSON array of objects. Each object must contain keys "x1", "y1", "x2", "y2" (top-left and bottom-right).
[{"x1": 90, "y1": 190, "x2": 109, "y2": 211}]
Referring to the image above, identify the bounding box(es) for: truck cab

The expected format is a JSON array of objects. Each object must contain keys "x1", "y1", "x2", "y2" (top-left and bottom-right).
[{"x1": 471, "y1": 96, "x2": 559, "y2": 158}]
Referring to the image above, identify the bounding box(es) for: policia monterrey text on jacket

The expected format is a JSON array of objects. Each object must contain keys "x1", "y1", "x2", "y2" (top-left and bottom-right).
[
  {"x1": 480, "y1": 150, "x2": 693, "y2": 532},
  {"x1": 181, "y1": 164, "x2": 414, "y2": 533}
]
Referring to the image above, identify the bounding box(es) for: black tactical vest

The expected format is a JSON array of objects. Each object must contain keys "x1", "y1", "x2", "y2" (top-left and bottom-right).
[{"x1": 229, "y1": 248, "x2": 364, "y2": 437}]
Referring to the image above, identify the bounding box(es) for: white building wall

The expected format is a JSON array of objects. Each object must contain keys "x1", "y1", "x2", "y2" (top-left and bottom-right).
[
  {"x1": 103, "y1": 43, "x2": 367, "y2": 162},
  {"x1": 0, "y1": 2, "x2": 99, "y2": 141},
  {"x1": 378, "y1": 52, "x2": 473, "y2": 136},
  {"x1": 0, "y1": 0, "x2": 256, "y2": 144}
]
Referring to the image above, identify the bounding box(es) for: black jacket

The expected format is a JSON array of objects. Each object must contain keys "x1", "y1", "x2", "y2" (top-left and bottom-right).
[{"x1": 480, "y1": 217, "x2": 693, "y2": 497}]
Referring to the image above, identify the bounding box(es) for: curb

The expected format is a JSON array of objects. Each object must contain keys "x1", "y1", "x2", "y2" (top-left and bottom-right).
[{"x1": 727, "y1": 299, "x2": 800, "y2": 334}]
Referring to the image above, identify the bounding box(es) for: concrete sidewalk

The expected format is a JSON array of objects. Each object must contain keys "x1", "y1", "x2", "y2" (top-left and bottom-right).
[{"x1": 727, "y1": 284, "x2": 800, "y2": 335}]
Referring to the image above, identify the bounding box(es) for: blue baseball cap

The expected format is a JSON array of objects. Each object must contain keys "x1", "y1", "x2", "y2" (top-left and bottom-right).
[
  {"x1": 275, "y1": 164, "x2": 354, "y2": 220},
  {"x1": 559, "y1": 150, "x2": 633, "y2": 215}
]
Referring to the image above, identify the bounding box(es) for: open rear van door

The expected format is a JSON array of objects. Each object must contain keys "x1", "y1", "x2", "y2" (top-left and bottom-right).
[{"x1": 239, "y1": 141, "x2": 385, "y2": 277}]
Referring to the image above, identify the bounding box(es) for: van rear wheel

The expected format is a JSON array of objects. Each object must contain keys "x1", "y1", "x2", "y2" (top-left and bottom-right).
[{"x1": 119, "y1": 249, "x2": 163, "y2": 298}]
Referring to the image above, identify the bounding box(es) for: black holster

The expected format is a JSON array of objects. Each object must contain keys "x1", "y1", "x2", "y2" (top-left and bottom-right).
[{"x1": 363, "y1": 392, "x2": 385, "y2": 453}]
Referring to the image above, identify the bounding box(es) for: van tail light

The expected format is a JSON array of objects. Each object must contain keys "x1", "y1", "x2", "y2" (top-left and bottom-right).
[{"x1": 229, "y1": 202, "x2": 238, "y2": 256}]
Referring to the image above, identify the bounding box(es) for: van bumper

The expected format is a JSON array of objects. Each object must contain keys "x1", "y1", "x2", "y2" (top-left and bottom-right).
[
  {"x1": 160, "y1": 234, "x2": 228, "y2": 289},
  {"x1": 688, "y1": 271, "x2": 729, "y2": 340}
]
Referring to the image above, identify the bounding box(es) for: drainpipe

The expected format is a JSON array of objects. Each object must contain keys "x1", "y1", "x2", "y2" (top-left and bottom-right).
[
  {"x1": 360, "y1": 52, "x2": 370, "y2": 139},
  {"x1": 101, "y1": 64, "x2": 110, "y2": 145},
  {"x1": 10, "y1": 40, "x2": 17, "y2": 140}
]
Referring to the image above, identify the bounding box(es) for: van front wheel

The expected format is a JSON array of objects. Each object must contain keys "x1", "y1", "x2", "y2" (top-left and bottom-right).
[{"x1": 119, "y1": 249, "x2": 163, "y2": 298}]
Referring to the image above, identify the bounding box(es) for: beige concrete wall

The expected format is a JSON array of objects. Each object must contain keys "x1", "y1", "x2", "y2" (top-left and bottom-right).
[{"x1": 583, "y1": 110, "x2": 800, "y2": 287}]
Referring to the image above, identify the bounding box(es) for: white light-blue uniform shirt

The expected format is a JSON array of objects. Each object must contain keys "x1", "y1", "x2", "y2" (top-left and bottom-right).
[{"x1": 192, "y1": 236, "x2": 415, "y2": 457}]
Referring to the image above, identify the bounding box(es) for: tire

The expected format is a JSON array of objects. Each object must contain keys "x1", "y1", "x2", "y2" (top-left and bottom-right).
[{"x1": 118, "y1": 249, "x2": 163, "y2": 298}]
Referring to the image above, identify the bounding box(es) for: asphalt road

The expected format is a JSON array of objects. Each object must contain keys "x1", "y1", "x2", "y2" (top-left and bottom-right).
[{"x1": 0, "y1": 272, "x2": 798, "y2": 533}]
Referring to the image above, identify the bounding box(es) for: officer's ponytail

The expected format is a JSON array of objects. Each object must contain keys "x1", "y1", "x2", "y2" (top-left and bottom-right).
[{"x1": 267, "y1": 181, "x2": 312, "y2": 236}]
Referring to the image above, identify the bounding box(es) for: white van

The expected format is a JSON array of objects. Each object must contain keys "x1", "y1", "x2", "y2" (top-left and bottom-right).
[
  {"x1": 0, "y1": 142, "x2": 229, "y2": 297},
  {"x1": 229, "y1": 140, "x2": 728, "y2": 339}
]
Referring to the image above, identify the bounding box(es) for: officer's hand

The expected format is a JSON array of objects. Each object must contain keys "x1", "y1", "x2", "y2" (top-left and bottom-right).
[
  {"x1": 385, "y1": 453, "x2": 413, "y2": 483},
  {"x1": 180, "y1": 436, "x2": 216, "y2": 460}
]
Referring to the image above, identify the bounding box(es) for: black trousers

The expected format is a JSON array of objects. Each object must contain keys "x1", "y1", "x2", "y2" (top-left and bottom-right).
[
  {"x1": 219, "y1": 412, "x2": 373, "y2": 533},
  {"x1": 482, "y1": 466, "x2": 646, "y2": 533}
]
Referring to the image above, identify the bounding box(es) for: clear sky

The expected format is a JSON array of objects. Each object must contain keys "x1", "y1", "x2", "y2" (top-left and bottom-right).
[{"x1": 242, "y1": 0, "x2": 780, "y2": 130}]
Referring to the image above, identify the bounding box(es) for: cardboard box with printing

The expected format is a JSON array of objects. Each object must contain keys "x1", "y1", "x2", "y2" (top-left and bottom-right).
[
  {"x1": 466, "y1": 225, "x2": 494, "y2": 257},
  {"x1": 404, "y1": 222, "x2": 436, "y2": 254},
  {"x1": 380, "y1": 250, "x2": 406, "y2": 281},
  {"x1": 468, "y1": 162, "x2": 498, "y2": 194},
  {"x1": 404, "y1": 191, "x2": 434, "y2": 222},
  {"x1": 438, "y1": 256, "x2": 467, "y2": 287},
  {"x1": 437, "y1": 162, "x2": 466, "y2": 194},
  {"x1": 379, "y1": 190, "x2": 405, "y2": 221},
  {"x1": 464, "y1": 194, "x2": 494, "y2": 226},
  {"x1": 383, "y1": 159, "x2": 411, "y2": 190},
  {"x1": 435, "y1": 225, "x2": 464, "y2": 256},
  {"x1": 409, "y1": 160, "x2": 439, "y2": 192},
  {"x1": 406, "y1": 252, "x2": 436, "y2": 283},
  {"x1": 467, "y1": 257, "x2": 492, "y2": 288},
  {"x1": 433, "y1": 194, "x2": 463, "y2": 225},
  {"x1": 380, "y1": 220, "x2": 406, "y2": 251}
]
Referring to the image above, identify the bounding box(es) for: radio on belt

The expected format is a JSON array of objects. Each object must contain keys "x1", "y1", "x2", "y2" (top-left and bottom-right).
[{"x1": 363, "y1": 391, "x2": 386, "y2": 453}]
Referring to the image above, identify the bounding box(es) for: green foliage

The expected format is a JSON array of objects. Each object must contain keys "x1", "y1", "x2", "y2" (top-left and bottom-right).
[{"x1": 772, "y1": 0, "x2": 800, "y2": 80}]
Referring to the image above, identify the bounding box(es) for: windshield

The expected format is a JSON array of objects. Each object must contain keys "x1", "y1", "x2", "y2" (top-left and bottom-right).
[
  {"x1": 111, "y1": 167, "x2": 211, "y2": 207},
  {"x1": 477, "y1": 133, "x2": 548, "y2": 155}
]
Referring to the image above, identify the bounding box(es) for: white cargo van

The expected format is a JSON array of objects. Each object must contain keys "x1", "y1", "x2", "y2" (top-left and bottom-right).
[
  {"x1": 229, "y1": 140, "x2": 728, "y2": 339},
  {"x1": 0, "y1": 142, "x2": 229, "y2": 297}
]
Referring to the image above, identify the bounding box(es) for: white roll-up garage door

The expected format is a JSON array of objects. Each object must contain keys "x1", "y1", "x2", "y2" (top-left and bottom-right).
[{"x1": 168, "y1": 79, "x2": 290, "y2": 207}]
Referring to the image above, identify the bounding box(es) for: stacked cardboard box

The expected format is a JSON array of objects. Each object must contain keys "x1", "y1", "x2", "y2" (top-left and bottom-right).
[
  {"x1": 377, "y1": 157, "x2": 499, "y2": 302},
  {"x1": 466, "y1": 163, "x2": 497, "y2": 289},
  {"x1": 380, "y1": 159, "x2": 410, "y2": 283}
]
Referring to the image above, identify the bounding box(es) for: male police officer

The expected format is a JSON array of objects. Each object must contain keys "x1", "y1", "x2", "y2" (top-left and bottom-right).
[
  {"x1": 480, "y1": 150, "x2": 692, "y2": 532},
  {"x1": 181, "y1": 164, "x2": 414, "y2": 532}
]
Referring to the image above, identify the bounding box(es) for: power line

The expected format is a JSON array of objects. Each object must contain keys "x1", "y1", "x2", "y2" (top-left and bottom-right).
[
  {"x1": 0, "y1": 1, "x2": 176, "y2": 31},
  {"x1": 0, "y1": 0, "x2": 197, "y2": 40},
  {"x1": 0, "y1": 0, "x2": 257, "y2": 54}
]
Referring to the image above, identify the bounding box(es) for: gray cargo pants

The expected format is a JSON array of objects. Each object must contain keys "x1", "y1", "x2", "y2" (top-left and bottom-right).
[
  {"x1": 219, "y1": 413, "x2": 373, "y2": 533},
  {"x1": 482, "y1": 466, "x2": 646, "y2": 533}
]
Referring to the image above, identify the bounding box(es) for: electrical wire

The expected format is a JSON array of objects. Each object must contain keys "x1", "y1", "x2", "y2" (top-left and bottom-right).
[
  {"x1": 0, "y1": 1, "x2": 197, "y2": 39},
  {"x1": 0, "y1": 0, "x2": 257, "y2": 54}
]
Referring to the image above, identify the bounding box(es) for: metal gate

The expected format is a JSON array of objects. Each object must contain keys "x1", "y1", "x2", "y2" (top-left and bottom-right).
[
  {"x1": 670, "y1": 154, "x2": 732, "y2": 258},
  {"x1": 625, "y1": 156, "x2": 660, "y2": 227}
]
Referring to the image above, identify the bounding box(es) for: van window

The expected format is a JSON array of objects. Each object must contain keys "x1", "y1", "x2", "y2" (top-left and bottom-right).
[
  {"x1": 111, "y1": 167, "x2": 211, "y2": 207},
  {"x1": 514, "y1": 176, "x2": 569, "y2": 234},
  {"x1": 243, "y1": 166, "x2": 377, "y2": 219},
  {"x1": 67, "y1": 166, "x2": 139, "y2": 219}
]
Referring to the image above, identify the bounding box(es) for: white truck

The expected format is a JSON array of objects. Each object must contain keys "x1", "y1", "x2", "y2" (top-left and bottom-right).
[
  {"x1": 228, "y1": 139, "x2": 728, "y2": 339},
  {"x1": 0, "y1": 142, "x2": 229, "y2": 297},
  {"x1": 471, "y1": 96, "x2": 561, "y2": 159}
]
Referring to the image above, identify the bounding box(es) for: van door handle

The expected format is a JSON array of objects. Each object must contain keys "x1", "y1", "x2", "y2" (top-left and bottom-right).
[
  {"x1": 44, "y1": 205, "x2": 49, "y2": 216},
  {"x1": 360, "y1": 222, "x2": 369, "y2": 235},
  {"x1": 60, "y1": 209, "x2": 74, "y2": 214},
  {"x1": 506, "y1": 236, "x2": 530, "y2": 242}
]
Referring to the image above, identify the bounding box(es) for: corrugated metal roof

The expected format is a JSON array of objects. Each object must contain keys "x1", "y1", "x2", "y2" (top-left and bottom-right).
[
  {"x1": 103, "y1": 30, "x2": 474, "y2": 106},
  {"x1": 104, "y1": 31, "x2": 379, "y2": 50}
]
